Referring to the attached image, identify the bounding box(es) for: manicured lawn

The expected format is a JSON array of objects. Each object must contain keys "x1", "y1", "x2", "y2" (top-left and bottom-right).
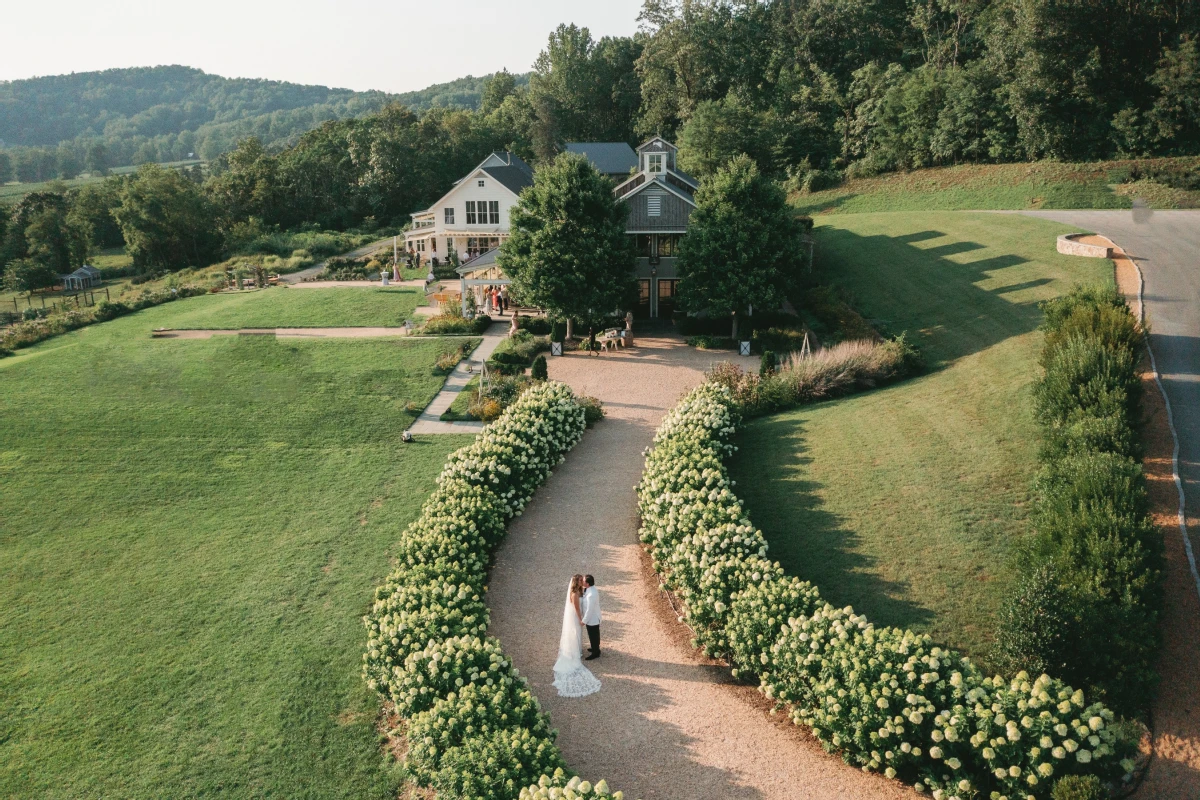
[
  {"x1": 792, "y1": 157, "x2": 1200, "y2": 216},
  {"x1": 729, "y1": 212, "x2": 1112, "y2": 662},
  {"x1": 145, "y1": 286, "x2": 423, "y2": 329},
  {"x1": 0, "y1": 292, "x2": 471, "y2": 797}
]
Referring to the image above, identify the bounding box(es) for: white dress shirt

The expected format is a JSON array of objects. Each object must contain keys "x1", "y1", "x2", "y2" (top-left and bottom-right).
[{"x1": 581, "y1": 586, "x2": 601, "y2": 626}]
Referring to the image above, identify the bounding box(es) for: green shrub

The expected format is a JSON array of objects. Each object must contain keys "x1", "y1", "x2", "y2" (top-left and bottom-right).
[
  {"x1": 1041, "y1": 285, "x2": 1127, "y2": 334},
  {"x1": 751, "y1": 326, "x2": 807, "y2": 354},
  {"x1": 576, "y1": 395, "x2": 603, "y2": 427},
  {"x1": 517, "y1": 316, "x2": 553, "y2": 335},
  {"x1": 686, "y1": 335, "x2": 736, "y2": 350},
  {"x1": 995, "y1": 561, "x2": 1081, "y2": 681},
  {"x1": 531, "y1": 354, "x2": 548, "y2": 381},
  {"x1": 1035, "y1": 334, "x2": 1140, "y2": 441},
  {"x1": 550, "y1": 320, "x2": 567, "y2": 343},
  {"x1": 759, "y1": 349, "x2": 777, "y2": 375},
  {"x1": 422, "y1": 313, "x2": 492, "y2": 335},
  {"x1": 1050, "y1": 774, "x2": 1105, "y2": 800},
  {"x1": 489, "y1": 330, "x2": 549, "y2": 374}
]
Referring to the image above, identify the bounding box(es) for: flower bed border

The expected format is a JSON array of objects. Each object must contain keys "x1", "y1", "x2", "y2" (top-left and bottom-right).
[
  {"x1": 362, "y1": 381, "x2": 619, "y2": 800},
  {"x1": 636, "y1": 381, "x2": 1137, "y2": 800}
]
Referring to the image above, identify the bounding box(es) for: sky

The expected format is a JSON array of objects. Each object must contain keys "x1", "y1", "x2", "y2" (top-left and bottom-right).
[{"x1": 1, "y1": 0, "x2": 646, "y2": 93}]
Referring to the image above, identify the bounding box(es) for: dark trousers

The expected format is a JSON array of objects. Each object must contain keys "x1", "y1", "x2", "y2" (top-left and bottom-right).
[{"x1": 586, "y1": 624, "x2": 600, "y2": 655}]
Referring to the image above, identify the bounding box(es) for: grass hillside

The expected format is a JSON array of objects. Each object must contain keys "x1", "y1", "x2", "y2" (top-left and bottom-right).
[
  {"x1": 792, "y1": 157, "x2": 1200, "y2": 215},
  {"x1": 0, "y1": 290, "x2": 471, "y2": 797},
  {"x1": 729, "y1": 212, "x2": 1112, "y2": 662}
]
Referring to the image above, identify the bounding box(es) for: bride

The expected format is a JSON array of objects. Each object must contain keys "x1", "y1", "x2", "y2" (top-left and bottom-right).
[{"x1": 552, "y1": 574, "x2": 601, "y2": 697}]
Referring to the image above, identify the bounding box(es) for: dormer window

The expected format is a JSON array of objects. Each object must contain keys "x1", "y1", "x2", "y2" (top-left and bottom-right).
[{"x1": 647, "y1": 154, "x2": 663, "y2": 173}]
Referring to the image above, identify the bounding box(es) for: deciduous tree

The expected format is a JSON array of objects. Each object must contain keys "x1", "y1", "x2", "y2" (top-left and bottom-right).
[
  {"x1": 499, "y1": 153, "x2": 634, "y2": 347},
  {"x1": 676, "y1": 154, "x2": 805, "y2": 339}
]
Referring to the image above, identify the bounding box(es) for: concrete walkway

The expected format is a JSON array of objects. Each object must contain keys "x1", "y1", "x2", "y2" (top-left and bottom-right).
[
  {"x1": 488, "y1": 336, "x2": 913, "y2": 800},
  {"x1": 407, "y1": 323, "x2": 509, "y2": 434}
]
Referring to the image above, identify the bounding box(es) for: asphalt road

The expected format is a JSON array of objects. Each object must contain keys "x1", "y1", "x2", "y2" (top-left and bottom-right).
[{"x1": 1022, "y1": 209, "x2": 1200, "y2": 530}]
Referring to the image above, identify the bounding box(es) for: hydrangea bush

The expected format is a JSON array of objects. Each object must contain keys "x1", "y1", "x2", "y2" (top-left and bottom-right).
[
  {"x1": 636, "y1": 382, "x2": 1137, "y2": 800},
  {"x1": 363, "y1": 382, "x2": 616, "y2": 799}
]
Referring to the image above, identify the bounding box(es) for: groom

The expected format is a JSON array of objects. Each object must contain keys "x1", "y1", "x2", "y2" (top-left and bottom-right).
[{"x1": 581, "y1": 574, "x2": 601, "y2": 660}]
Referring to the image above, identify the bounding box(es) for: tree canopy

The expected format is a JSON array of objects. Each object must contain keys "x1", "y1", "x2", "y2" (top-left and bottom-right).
[
  {"x1": 499, "y1": 153, "x2": 635, "y2": 341},
  {"x1": 676, "y1": 154, "x2": 807, "y2": 338}
]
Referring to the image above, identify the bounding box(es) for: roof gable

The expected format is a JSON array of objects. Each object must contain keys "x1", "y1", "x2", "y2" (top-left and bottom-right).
[
  {"x1": 618, "y1": 175, "x2": 695, "y2": 207},
  {"x1": 637, "y1": 137, "x2": 677, "y2": 153}
]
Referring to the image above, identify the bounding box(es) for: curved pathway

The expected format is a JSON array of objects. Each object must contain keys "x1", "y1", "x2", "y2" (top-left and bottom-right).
[
  {"x1": 488, "y1": 335, "x2": 913, "y2": 800},
  {"x1": 1020, "y1": 210, "x2": 1200, "y2": 798}
]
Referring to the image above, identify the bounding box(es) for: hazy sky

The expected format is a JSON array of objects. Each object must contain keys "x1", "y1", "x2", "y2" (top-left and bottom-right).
[{"x1": 2, "y1": 0, "x2": 646, "y2": 93}]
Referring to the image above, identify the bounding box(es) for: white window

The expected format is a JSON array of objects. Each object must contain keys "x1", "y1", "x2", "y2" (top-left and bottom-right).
[
  {"x1": 444, "y1": 207, "x2": 454, "y2": 224},
  {"x1": 465, "y1": 201, "x2": 477, "y2": 224},
  {"x1": 647, "y1": 154, "x2": 663, "y2": 173},
  {"x1": 416, "y1": 239, "x2": 426, "y2": 252},
  {"x1": 488, "y1": 201, "x2": 499, "y2": 225},
  {"x1": 478, "y1": 179, "x2": 485, "y2": 187},
  {"x1": 647, "y1": 195, "x2": 662, "y2": 216}
]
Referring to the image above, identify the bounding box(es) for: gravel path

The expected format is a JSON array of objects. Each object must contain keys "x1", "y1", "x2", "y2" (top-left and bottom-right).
[{"x1": 488, "y1": 335, "x2": 913, "y2": 800}]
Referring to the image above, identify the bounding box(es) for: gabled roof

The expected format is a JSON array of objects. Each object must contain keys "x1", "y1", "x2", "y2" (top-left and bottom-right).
[
  {"x1": 619, "y1": 174, "x2": 696, "y2": 207},
  {"x1": 480, "y1": 163, "x2": 534, "y2": 196},
  {"x1": 64, "y1": 265, "x2": 102, "y2": 278},
  {"x1": 414, "y1": 151, "x2": 533, "y2": 216},
  {"x1": 564, "y1": 142, "x2": 638, "y2": 176},
  {"x1": 637, "y1": 137, "x2": 677, "y2": 153}
]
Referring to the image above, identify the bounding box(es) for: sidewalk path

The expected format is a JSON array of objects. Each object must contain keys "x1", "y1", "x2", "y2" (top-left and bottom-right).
[
  {"x1": 487, "y1": 335, "x2": 913, "y2": 800},
  {"x1": 407, "y1": 323, "x2": 509, "y2": 435}
]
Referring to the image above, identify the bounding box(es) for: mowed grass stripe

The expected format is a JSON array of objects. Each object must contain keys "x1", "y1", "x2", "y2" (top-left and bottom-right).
[
  {"x1": 1, "y1": 291, "x2": 470, "y2": 798},
  {"x1": 730, "y1": 212, "x2": 1112, "y2": 662}
]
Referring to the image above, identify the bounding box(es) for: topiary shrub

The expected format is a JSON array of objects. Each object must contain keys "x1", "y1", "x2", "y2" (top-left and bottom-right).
[
  {"x1": 531, "y1": 354, "x2": 548, "y2": 381},
  {"x1": 759, "y1": 349, "x2": 777, "y2": 375}
]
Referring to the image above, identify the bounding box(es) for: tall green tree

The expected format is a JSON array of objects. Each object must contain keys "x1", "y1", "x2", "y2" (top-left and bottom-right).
[
  {"x1": 499, "y1": 153, "x2": 635, "y2": 346},
  {"x1": 25, "y1": 206, "x2": 90, "y2": 271},
  {"x1": 3, "y1": 258, "x2": 60, "y2": 295},
  {"x1": 676, "y1": 154, "x2": 806, "y2": 338},
  {"x1": 114, "y1": 164, "x2": 221, "y2": 270}
]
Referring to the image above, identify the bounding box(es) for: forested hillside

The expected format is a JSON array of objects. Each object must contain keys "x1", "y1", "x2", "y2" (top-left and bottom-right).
[{"x1": 0, "y1": 66, "x2": 527, "y2": 180}]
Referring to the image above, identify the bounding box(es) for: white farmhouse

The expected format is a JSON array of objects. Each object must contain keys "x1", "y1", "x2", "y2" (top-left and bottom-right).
[{"x1": 403, "y1": 151, "x2": 534, "y2": 265}]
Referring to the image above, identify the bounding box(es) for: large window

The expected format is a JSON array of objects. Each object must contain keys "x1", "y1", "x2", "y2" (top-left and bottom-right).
[
  {"x1": 465, "y1": 201, "x2": 477, "y2": 225},
  {"x1": 634, "y1": 234, "x2": 653, "y2": 257},
  {"x1": 488, "y1": 200, "x2": 500, "y2": 224},
  {"x1": 657, "y1": 234, "x2": 682, "y2": 257},
  {"x1": 647, "y1": 154, "x2": 663, "y2": 173},
  {"x1": 444, "y1": 207, "x2": 455, "y2": 225}
]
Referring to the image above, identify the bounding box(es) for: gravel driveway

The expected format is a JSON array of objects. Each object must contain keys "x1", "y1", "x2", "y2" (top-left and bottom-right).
[{"x1": 487, "y1": 335, "x2": 913, "y2": 800}]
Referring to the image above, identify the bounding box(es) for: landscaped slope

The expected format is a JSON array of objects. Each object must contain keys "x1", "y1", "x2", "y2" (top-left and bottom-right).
[
  {"x1": 792, "y1": 158, "x2": 1200, "y2": 216},
  {"x1": 0, "y1": 293, "x2": 472, "y2": 797},
  {"x1": 729, "y1": 212, "x2": 1112, "y2": 661}
]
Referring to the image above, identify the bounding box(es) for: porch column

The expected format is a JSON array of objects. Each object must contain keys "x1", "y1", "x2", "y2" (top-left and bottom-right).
[{"x1": 461, "y1": 277, "x2": 468, "y2": 316}]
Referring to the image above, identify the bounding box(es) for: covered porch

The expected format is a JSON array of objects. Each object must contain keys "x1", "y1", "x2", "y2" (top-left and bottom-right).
[{"x1": 456, "y1": 249, "x2": 511, "y2": 316}]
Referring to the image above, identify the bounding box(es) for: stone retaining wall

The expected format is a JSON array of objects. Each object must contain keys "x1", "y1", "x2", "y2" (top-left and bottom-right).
[{"x1": 1057, "y1": 233, "x2": 1113, "y2": 258}]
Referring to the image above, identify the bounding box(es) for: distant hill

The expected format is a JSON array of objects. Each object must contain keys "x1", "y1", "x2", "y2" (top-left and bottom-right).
[{"x1": 0, "y1": 65, "x2": 530, "y2": 175}]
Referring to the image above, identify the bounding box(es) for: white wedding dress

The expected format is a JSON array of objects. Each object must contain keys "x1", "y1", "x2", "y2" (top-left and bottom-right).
[{"x1": 552, "y1": 582, "x2": 602, "y2": 698}]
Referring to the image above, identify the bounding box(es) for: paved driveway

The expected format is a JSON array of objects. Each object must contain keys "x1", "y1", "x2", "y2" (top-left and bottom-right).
[{"x1": 1021, "y1": 210, "x2": 1200, "y2": 532}]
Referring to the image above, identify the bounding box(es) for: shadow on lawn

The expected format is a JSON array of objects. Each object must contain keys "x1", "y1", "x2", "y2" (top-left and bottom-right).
[
  {"x1": 730, "y1": 415, "x2": 936, "y2": 634},
  {"x1": 813, "y1": 226, "x2": 1047, "y2": 366}
]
